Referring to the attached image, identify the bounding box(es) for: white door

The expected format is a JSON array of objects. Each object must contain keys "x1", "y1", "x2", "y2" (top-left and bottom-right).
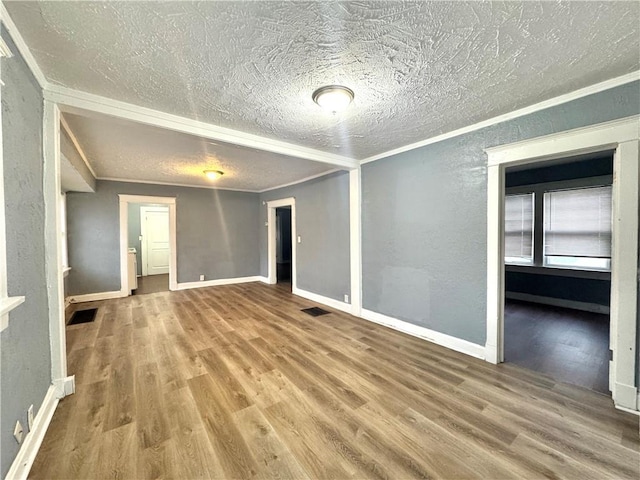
[{"x1": 141, "y1": 206, "x2": 170, "y2": 276}]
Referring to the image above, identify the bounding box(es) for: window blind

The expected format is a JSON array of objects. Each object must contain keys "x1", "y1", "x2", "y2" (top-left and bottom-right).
[
  {"x1": 504, "y1": 193, "x2": 533, "y2": 261},
  {"x1": 544, "y1": 185, "x2": 612, "y2": 258}
]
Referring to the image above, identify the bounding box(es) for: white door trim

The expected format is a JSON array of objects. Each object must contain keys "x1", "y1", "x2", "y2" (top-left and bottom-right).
[
  {"x1": 266, "y1": 198, "x2": 296, "y2": 290},
  {"x1": 118, "y1": 195, "x2": 177, "y2": 294},
  {"x1": 485, "y1": 115, "x2": 639, "y2": 411},
  {"x1": 140, "y1": 205, "x2": 170, "y2": 277}
]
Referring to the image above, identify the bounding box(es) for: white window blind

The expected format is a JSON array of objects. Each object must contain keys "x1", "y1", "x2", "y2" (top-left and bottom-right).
[
  {"x1": 544, "y1": 185, "x2": 612, "y2": 266},
  {"x1": 504, "y1": 193, "x2": 534, "y2": 263}
]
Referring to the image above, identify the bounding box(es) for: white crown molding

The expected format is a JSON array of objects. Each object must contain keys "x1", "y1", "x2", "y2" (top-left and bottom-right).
[
  {"x1": 0, "y1": 2, "x2": 47, "y2": 88},
  {"x1": 101, "y1": 176, "x2": 261, "y2": 193},
  {"x1": 257, "y1": 168, "x2": 341, "y2": 193},
  {"x1": 361, "y1": 71, "x2": 640, "y2": 165},
  {"x1": 59, "y1": 113, "x2": 98, "y2": 179},
  {"x1": 43, "y1": 84, "x2": 358, "y2": 169}
]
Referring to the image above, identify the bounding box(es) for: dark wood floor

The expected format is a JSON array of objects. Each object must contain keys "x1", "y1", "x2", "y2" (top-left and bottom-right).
[
  {"x1": 30, "y1": 283, "x2": 638, "y2": 479},
  {"x1": 505, "y1": 300, "x2": 610, "y2": 394},
  {"x1": 134, "y1": 273, "x2": 169, "y2": 295}
]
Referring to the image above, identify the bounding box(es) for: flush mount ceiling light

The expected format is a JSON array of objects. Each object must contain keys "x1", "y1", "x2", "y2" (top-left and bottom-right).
[
  {"x1": 204, "y1": 170, "x2": 224, "y2": 181},
  {"x1": 312, "y1": 85, "x2": 354, "y2": 113}
]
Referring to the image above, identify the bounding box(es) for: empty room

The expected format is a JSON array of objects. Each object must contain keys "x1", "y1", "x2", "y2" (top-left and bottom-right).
[{"x1": 1, "y1": 2, "x2": 639, "y2": 479}]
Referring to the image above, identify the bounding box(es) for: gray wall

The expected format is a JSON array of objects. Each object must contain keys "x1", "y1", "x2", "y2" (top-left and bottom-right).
[
  {"x1": 67, "y1": 181, "x2": 260, "y2": 295},
  {"x1": 0, "y1": 28, "x2": 51, "y2": 477},
  {"x1": 259, "y1": 171, "x2": 350, "y2": 303},
  {"x1": 362, "y1": 81, "x2": 640, "y2": 346}
]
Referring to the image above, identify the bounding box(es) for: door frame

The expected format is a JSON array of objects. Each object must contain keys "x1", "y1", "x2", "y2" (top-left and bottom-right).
[
  {"x1": 119, "y1": 195, "x2": 177, "y2": 294},
  {"x1": 140, "y1": 205, "x2": 170, "y2": 277},
  {"x1": 485, "y1": 115, "x2": 639, "y2": 412},
  {"x1": 267, "y1": 197, "x2": 296, "y2": 290}
]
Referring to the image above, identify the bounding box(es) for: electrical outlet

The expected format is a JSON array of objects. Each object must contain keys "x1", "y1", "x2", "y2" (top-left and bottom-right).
[
  {"x1": 199, "y1": 274, "x2": 205, "y2": 281},
  {"x1": 14, "y1": 421, "x2": 23, "y2": 444},
  {"x1": 28, "y1": 405, "x2": 34, "y2": 431},
  {"x1": 344, "y1": 294, "x2": 349, "y2": 303},
  {"x1": 297, "y1": 235, "x2": 301, "y2": 244}
]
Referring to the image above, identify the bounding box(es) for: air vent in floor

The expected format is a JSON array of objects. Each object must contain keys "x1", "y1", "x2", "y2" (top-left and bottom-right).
[
  {"x1": 301, "y1": 307, "x2": 331, "y2": 317},
  {"x1": 68, "y1": 308, "x2": 98, "y2": 325}
]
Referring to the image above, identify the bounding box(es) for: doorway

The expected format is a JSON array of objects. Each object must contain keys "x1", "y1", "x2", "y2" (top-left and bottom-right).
[
  {"x1": 502, "y1": 155, "x2": 613, "y2": 393},
  {"x1": 276, "y1": 206, "x2": 292, "y2": 287},
  {"x1": 267, "y1": 197, "x2": 297, "y2": 291},
  {"x1": 485, "y1": 116, "x2": 639, "y2": 411},
  {"x1": 119, "y1": 194, "x2": 177, "y2": 296}
]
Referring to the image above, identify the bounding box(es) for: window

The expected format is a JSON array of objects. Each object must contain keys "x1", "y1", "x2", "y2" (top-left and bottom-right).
[
  {"x1": 504, "y1": 193, "x2": 534, "y2": 264},
  {"x1": 543, "y1": 186, "x2": 612, "y2": 270}
]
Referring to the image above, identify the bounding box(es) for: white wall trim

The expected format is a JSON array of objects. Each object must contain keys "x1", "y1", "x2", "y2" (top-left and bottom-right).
[
  {"x1": 361, "y1": 308, "x2": 486, "y2": 360},
  {"x1": 43, "y1": 101, "x2": 68, "y2": 385},
  {"x1": 349, "y1": 168, "x2": 362, "y2": 316},
  {"x1": 361, "y1": 71, "x2": 640, "y2": 165},
  {"x1": 175, "y1": 275, "x2": 264, "y2": 291},
  {"x1": 486, "y1": 116, "x2": 639, "y2": 411},
  {"x1": 68, "y1": 290, "x2": 125, "y2": 304},
  {"x1": 0, "y1": 3, "x2": 48, "y2": 89},
  {"x1": 4, "y1": 385, "x2": 59, "y2": 480},
  {"x1": 266, "y1": 197, "x2": 297, "y2": 290},
  {"x1": 59, "y1": 113, "x2": 98, "y2": 179},
  {"x1": 44, "y1": 84, "x2": 358, "y2": 169},
  {"x1": 257, "y1": 169, "x2": 341, "y2": 193},
  {"x1": 505, "y1": 292, "x2": 610, "y2": 315},
  {"x1": 52, "y1": 375, "x2": 75, "y2": 399},
  {"x1": 118, "y1": 194, "x2": 177, "y2": 295},
  {"x1": 292, "y1": 287, "x2": 353, "y2": 315}
]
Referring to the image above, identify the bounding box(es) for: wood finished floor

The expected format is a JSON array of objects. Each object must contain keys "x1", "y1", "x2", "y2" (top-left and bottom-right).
[
  {"x1": 504, "y1": 300, "x2": 610, "y2": 394},
  {"x1": 31, "y1": 283, "x2": 639, "y2": 479},
  {"x1": 134, "y1": 274, "x2": 169, "y2": 295}
]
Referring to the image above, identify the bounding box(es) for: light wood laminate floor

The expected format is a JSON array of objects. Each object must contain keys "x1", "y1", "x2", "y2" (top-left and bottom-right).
[{"x1": 31, "y1": 283, "x2": 639, "y2": 479}]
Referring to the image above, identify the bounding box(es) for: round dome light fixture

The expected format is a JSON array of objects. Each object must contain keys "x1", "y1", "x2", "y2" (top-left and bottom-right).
[
  {"x1": 312, "y1": 85, "x2": 354, "y2": 113},
  {"x1": 204, "y1": 170, "x2": 224, "y2": 181}
]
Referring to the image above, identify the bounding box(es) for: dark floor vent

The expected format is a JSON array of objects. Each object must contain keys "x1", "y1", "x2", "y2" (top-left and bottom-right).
[
  {"x1": 68, "y1": 308, "x2": 98, "y2": 325},
  {"x1": 301, "y1": 307, "x2": 331, "y2": 317}
]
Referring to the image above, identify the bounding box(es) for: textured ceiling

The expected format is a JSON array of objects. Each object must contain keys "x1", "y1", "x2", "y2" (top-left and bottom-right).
[
  {"x1": 6, "y1": 1, "x2": 640, "y2": 160},
  {"x1": 63, "y1": 112, "x2": 334, "y2": 192}
]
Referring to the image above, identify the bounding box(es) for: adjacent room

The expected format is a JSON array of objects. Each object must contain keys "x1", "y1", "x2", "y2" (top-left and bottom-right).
[{"x1": 0, "y1": 2, "x2": 638, "y2": 479}]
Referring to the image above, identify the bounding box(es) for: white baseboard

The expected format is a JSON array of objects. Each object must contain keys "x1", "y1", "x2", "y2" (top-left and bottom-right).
[
  {"x1": 5, "y1": 385, "x2": 59, "y2": 480},
  {"x1": 360, "y1": 308, "x2": 486, "y2": 360},
  {"x1": 292, "y1": 287, "x2": 353, "y2": 314},
  {"x1": 53, "y1": 375, "x2": 76, "y2": 399},
  {"x1": 257, "y1": 276, "x2": 270, "y2": 284},
  {"x1": 68, "y1": 290, "x2": 126, "y2": 303},
  {"x1": 506, "y1": 292, "x2": 610, "y2": 314},
  {"x1": 175, "y1": 275, "x2": 264, "y2": 291}
]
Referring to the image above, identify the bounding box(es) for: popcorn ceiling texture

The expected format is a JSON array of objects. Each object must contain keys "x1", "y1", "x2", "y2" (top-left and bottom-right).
[
  {"x1": 63, "y1": 113, "x2": 333, "y2": 191},
  {"x1": 6, "y1": 1, "x2": 640, "y2": 159}
]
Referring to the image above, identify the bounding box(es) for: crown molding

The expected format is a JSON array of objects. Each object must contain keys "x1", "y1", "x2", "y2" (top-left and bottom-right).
[
  {"x1": 98, "y1": 176, "x2": 262, "y2": 194},
  {"x1": 59, "y1": 113, "x2": 98, "y2": 179},
  {"x1": 361, "y1": 71, "x2": 640, "y2": 165},
  {"x1": 44, "y1": 84, "x2": 358, "y2": 169},
  {"x1": 0, "y1": 2, "x2": 47, "y2": 88},
  {"x1": 257, "y1": 168, "x2": 341, "y2": 193}
]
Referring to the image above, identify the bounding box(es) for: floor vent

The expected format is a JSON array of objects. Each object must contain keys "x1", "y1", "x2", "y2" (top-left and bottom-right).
[
  {"x1": 301, "y1": 307, "x2": 331, "y2": 317},
  {"x1": 68, "y1": 308, "x2": 98, "y2": 325}
]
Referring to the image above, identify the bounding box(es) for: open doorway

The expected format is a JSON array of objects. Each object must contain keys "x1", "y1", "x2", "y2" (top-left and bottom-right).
[
  {"x1": 266, "y1": 197, "x2": 297, "y2": 292},
  {"x1": 128, "y1": 203, "x2": 171, "y2": 295},
  {"x1": 503, "y1": 154, "x2": 613, "y2": 393},
  {"x1": 485, "y1": 116, "x2": 639, "y2": 412},
  {"x1": 119, "y1": 194, "x2": 177, "y2": 296},
  {"x1": 276, "y1": 206, "x2": 292, "y2": 288}
]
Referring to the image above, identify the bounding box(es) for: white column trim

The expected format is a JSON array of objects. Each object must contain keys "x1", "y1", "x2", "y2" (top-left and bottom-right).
[{"x1": 349, "y1": 168, "x2": 362, "y2": 316}]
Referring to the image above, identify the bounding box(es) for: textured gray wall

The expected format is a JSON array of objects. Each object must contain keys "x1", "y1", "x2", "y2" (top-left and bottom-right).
[
  {"x1": 127, "y1": 203, "x2": 142, "y2": 276},
  {"x1": 67, "y1": 181, "x2": 260, "y2": 295},
  {"x1": 259, "y1": 171, "x2": 350, "y2": 302},
  {"x1": 60, "y1": 128, "x2": 96, "y2": 190},
  {"x1": 362, "y1": 81, "x2": 640, "y2": 346},
  {"x1": 0, "y1": 28, "x2": 51, "y2": 477}
]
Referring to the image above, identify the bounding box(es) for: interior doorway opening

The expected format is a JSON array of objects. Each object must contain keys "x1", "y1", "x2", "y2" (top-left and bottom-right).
[
  {"x1": 275, "y1": 206, "x2": 292, "y2": 288},
  {"x1": 503, "y1": 154, "x2": 613, "y2": 394}
]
